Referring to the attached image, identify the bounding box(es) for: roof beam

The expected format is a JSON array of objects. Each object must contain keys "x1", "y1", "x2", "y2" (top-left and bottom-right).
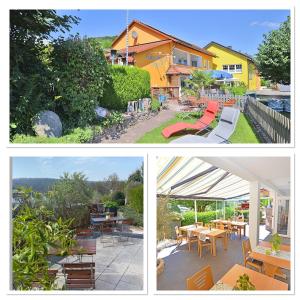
[{"x1": 170, "y1": 166, "x2": 218, "y2": 190}]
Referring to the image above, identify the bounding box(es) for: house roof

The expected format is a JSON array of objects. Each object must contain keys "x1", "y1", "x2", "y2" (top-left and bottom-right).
[
  {"x1": 204, "y1": 41, "x2": 254, "y2": 63},
  {"x1": 118, "y1": 39, "x2": 172, "y2": 54},
  {"x1": 166, "y1": 65, "x2": 193, "y2": 76},
  {"x1": 112, "y1": 19, "x2": 215, "y2": 57}
]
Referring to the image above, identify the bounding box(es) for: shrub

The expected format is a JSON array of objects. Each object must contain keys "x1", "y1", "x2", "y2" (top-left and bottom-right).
[
  {"x1": 102, "y1": 65, "x2": 151, "y2": 110},
  {"x1": 150, "y1": 97, "x2": 161, "y2": 112},
  {"x1": 127, "y1": 184, "x2": 143, "y2": 214},
  {"x1": 104, "y1": 201, "x2": 119, "y2": 209},
  {"x1": 121, "y1": 206, "x2": 143, "y2": 226},
  {"x1": 12, "y1": 127, "x2": 98, "y2": 144},
  {"x1": 111, "y1": 191, "x2": 125, "y2": 206},
  {"x1": 229, "y1": 83, "x2": 247, "y2": 95},
  {"x1": 50, "y1": 35, "x2": 110, "y2": 130}
]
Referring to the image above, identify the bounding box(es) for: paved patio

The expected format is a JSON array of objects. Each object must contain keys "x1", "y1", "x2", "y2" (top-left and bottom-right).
[
  {"x1": 50, "y1": 235, "x2": 143, "y2": 290},
  {"x1": 157, "y1": 228, "x2": 290, "y2": 290}
]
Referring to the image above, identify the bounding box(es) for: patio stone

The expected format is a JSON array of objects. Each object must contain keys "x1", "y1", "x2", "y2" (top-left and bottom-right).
[
  {"x1": 95, "y1": 279, "x2": 116, "y2": 290},
  {"x1": 121, "y1": 271, "x2": 143, "y2": 288},
  {"x1": 115, "y1": 280, "x2": 142, "y2": 290},
  {"x1": 98, "y1": 270, "x2": 123, "y2": 286}
]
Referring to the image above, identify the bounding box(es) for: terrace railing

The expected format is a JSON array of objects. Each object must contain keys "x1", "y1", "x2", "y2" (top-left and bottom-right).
[{"x1": 243, "y1": 97, "x2": 291, "y2": 144}]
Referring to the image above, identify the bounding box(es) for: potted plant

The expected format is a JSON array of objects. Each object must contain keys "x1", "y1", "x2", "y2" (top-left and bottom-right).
[
  {"x1": 271, "y1": 233, "x2": 282, "y2": 254},
  {"x1": 233, "y1": 274, "x2": 255, "y2": 290},
  {"x1": 104, "y1": 201, "x2": 119, "y2": 216},
  {"x1": 157, "y1": 258, "x2": 165, "y2": 276}
]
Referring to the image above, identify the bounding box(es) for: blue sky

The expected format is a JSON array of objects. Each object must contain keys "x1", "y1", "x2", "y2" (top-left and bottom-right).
[
  {"x1": 55, "y1": 9, "x2": 290, "y2": 55},
  {"x1": 12, "y1": 157, "x2": 143, "y2": 180}
]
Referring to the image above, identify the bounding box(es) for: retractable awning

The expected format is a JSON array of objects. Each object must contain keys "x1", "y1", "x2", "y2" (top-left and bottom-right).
[{"x1": 157, "y1": 157, "x2": 250, "y2": 200}]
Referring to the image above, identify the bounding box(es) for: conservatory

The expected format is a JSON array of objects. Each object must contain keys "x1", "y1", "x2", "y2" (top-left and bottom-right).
[{"x1": 157, "y1": 156, "x2": 292, "y2": 292}]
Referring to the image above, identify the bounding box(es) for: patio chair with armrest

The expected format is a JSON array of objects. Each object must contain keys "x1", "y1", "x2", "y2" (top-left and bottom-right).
[
  {"x1": 162, "y1": 101, "x2": 219, "y2": 138},
  {"x1": 175, "y1": 226, "x2": 184, "y2": 244},
  {"x1": 62, "y1": 262, "x2": 95, "y2": 290},
  {"x1": 195, "y1": 222, "x2": 204, "y2": 228},
  {"x1": 186, "y1": 265, "x2": 214, "y2": 290},
  {"x1": 170, "y1": 107, "x2": 240, "y2": 144},
  {"x1": 242, "y1": 239, "x2": 263, "y2": 272}
]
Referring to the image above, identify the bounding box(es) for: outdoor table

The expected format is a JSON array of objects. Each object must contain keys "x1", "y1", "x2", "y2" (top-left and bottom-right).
[
  {"x1": 193, "y1": 228, "x2": 227, "y2": 256},
  {"x1": 211, "y1": 264, "x2": 288, "y2": 290},
  {"x1": 49, "y1": 239, "x2": 96, "y2": 261},
  {"x1": 91, "y1": 216, "x2": 126, "y2": 225},
  {"x1": 212, "y1": 219, "x2": 247, "y2": 238},
  {"x1": 179, "y1": 225, "x2": 227, "y2": 256}
]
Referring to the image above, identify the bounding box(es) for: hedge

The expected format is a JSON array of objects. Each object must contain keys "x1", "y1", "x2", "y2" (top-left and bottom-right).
[
  {"x1": 181, "y1": 208, "x2": 250, "y2": 226},
  {"x1": 101, "y1": 65, "x2": 151, "y2": 109}
]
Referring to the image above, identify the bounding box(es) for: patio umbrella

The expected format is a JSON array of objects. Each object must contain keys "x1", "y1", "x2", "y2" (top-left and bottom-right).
[{"x1": 204, "y1": 70, "x2": 233, "y2": 80}]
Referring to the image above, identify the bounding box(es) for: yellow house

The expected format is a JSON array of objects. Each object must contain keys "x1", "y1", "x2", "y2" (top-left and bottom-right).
[
  {"x1": 110, "y1": 20, "x2": 215, "y2": 98},
  {"x1": 204, "y1": 41, "x2": 261, "y2": 91}
]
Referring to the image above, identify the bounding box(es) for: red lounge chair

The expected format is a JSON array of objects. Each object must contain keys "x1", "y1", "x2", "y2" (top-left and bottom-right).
[{"x1": 162, "y1": 101, "x2": 219, "y2": 138}]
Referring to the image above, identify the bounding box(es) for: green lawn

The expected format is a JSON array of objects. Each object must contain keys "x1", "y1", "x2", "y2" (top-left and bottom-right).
[{"x1": 136, "y1": 113, "x2": 260, "y2": 144}]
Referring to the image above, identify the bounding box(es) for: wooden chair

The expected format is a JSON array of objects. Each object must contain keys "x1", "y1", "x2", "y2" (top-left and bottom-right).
[
  {"x1": 198, "y1": 233, "x2": 212, "y2": 258},
  {"x1": 62, "y1": 262, "x2": 95, "y2": 290},
  {"x1": 195, "y1": 222, "x2": 204, "y2": 228},
  {"x1": 187, "y1": 229, "x2": 198, "y2": 251},
  {"x1": 242, "y1": 239, "x2": 263, "y2": 272},
  {"x1": 227, "y1": 223, "x2": 239, "y2": 239},
  {"x1": 186, "y1": 265, "x2": 214, "y2": 290},
  {"x1": 175, "y1": 226, "x2": 184, "y2": 244}
]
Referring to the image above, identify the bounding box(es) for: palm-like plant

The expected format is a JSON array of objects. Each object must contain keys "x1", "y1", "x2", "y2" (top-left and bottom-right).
[{"x1": 183, "y1": 70, "x2": 215, "y2": 99}]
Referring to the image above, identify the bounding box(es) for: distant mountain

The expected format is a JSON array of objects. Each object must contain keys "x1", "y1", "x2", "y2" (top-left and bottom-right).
[
  {"x1": 12, "y1": 177, "x2": 127, "y2": 194},
  {"x1": 89, "y1": 36, "x2": 117, "y2": 49},
  {"x1": 13, "y1": 178, "x2": 58, "y2": 193}
]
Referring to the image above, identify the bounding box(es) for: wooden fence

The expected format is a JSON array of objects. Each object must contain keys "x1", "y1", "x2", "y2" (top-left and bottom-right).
[
  {"x1": 244, "y1": 98, "x2": 290, "y2": 143},
  {"x1": 199, "y1": 93, "x2": 290, "y2": 143}
]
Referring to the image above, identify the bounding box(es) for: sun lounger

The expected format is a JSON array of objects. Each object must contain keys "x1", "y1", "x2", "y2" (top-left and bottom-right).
[
  {"x1": 170, "y1": 107, "x2": 240, "y2": 144},
  {"x1": 161, "y1": 101, "x2": 219, "y2": 138}
]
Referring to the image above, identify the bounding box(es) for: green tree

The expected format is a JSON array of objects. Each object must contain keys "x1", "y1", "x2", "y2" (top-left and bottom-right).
[
  {"x1": 50, "y1": 35, "x2": 110, "y2": 130},
  {"x1": 127, "y1": 184, "x2": 143, "y2": 214},
  {"x1": 46, "y1": 172, "x2": 93, "y2": 226},
  {"x1": 255, "y1": 16, "x2": 290, "y2": 84},
  {"x1": 13, "y1": 206, "x2": 75, "y2": 290},
  {"x1": 127, "y1": 166, "x2": 144, "y2": 184},
  {"x1": 10, "y1": 10, "x2": 79, "y2": 136},
  {"x1": 183, "y1": 70, "x2": 215, "y2": 98}
]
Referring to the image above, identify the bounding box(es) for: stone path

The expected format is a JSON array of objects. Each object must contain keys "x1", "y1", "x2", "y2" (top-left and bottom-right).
[{"x1": 103, "y1": 109, "x2": 176, "y2": 143}]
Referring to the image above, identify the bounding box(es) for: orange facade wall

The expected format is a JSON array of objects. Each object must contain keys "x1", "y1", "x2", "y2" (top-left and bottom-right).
[{"x1": 135, "y1": 43, "x2": 173, "y2": 88}]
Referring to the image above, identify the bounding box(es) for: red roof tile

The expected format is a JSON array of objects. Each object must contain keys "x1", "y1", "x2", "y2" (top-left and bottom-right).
[
  {"x1": 112, "y1": 20, "x2": 215, "y2": 57},
  {"x1": 166, "y1": 65, "x2": 193, "y2": 75},
  {"x1": 118, "y1": 39, "x2": 172, "y2": 54}
]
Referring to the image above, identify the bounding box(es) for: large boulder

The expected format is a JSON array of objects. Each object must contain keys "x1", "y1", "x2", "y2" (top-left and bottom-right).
[{"x1": 33, "y1": 111, "x2": 62, "y2": 137}]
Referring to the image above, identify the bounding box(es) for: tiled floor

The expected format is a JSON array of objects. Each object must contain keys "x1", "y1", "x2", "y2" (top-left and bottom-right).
[{"x1": 50, "y1": 236, "x2": 143, "y2": 290}]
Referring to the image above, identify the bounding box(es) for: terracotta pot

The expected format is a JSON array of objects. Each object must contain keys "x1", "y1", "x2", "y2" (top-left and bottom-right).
[{"x1": 157, "y1": 258, "x2": 164, "y2": 276}]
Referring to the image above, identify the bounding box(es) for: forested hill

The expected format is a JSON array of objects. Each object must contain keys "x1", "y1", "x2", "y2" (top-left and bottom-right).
[
  {"x1": 88, "y1": 36, "x2": 117, "y2": 49},
  {"x1": 13, "y1": 178, "x2": 58, "y2": 193},
  {"x1": 12, "y1": 178, "x2": 126, "y2": 194}
]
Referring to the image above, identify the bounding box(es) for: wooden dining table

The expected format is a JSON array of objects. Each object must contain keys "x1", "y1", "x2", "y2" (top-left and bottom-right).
[
  {"x1": 211, "y1": 264, "x2": 288, "y2": 290},
  {"x1": 179, "y1": 225, "x2": 227, "y2": 256},
  {"x1": 212, "y1": 219, "x2": 247, "y2": 238}
]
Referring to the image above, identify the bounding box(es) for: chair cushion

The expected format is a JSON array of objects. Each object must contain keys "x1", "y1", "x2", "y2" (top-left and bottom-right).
[
  {"x1": 220, "y1": 107, "x2": 236, "y2": 124},
  {"x1": 246, "y1": 257, "x2": 263, "y2": 266}
]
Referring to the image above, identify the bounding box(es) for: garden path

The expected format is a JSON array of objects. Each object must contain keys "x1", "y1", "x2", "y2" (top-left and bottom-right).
[{"x1": 104, "y1": 109, "x2": 177, "y2": 143}]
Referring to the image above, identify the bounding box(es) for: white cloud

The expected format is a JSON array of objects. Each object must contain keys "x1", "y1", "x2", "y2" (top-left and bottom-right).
[{"x1": 250, "y1": 21, "x2": 280, "y2": 29}]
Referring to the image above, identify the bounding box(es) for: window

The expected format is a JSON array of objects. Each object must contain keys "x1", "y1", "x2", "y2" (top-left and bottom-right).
[
  {"x1": 191, "y1": 54, "x2": 202, "y2": 68},
  {"x1": 173, "y1": 48, "x2": 188, "y2": 66},
  {"x1": 222, "y1": 64, "x2": 243, "y2": 73},
  {"x1": 203, "y1": 59, "x2": 207, "y2": 68}
]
